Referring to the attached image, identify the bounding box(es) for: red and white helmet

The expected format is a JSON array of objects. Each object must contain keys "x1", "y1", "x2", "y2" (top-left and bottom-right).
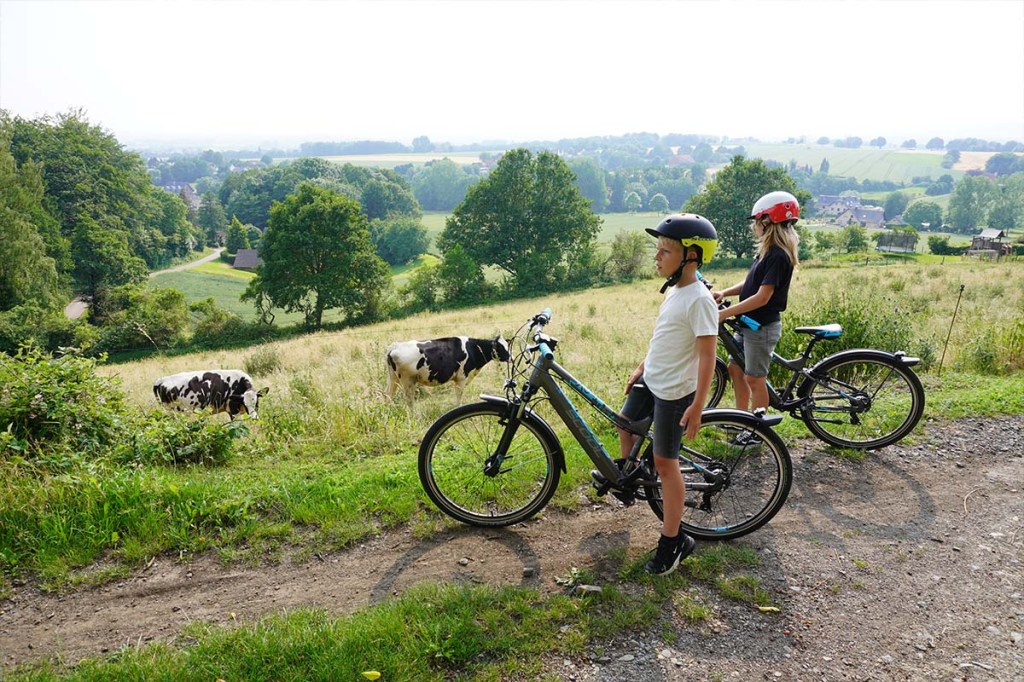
[{"x1": 750, "y1": 191, "x2": 800, "y2": 225}]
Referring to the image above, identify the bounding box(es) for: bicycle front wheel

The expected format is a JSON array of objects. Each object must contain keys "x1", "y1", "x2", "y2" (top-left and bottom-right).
[
  {"x1": 418, "y1": 402, "x2": 561, "y2": 527},
  {"x1": 642, "y1": 411, "x2": 793, "y2": 541},
  {"x1": 798, "y1": 352, "x2": 925, "y2": 449}
]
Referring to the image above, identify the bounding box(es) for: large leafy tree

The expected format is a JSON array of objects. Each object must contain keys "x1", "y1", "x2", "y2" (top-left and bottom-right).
[
  {"x1": 903, "y1": 201, "x2": 944, "y2": 231},
  {"x1": 71, "y1": 215, "x2": 148, "y2": 321},
  {"x1": 411, "y1": 159, "x2": 476, "y2": 211},
  {"x1": 567, "y1": 157, "x2": 609, "y2": 212},
  {"x1": 369, "y1": 217, "x2": 430, "y2": 265},
  {"x1": 684, "y1": 156, "x2": 809, "y2": 259},
  {"x1": 243, "y1": 184, "x2": 390, "y2": 329},
  {"x1": 0, "y1": 129, "x2": 64, "y2": 312},
  {"x1": 440, "y1": 149, "x2": 601, "y2": 292},
  {"x1": 947, "y1": 175, "x2": 994, "y2": 233}
]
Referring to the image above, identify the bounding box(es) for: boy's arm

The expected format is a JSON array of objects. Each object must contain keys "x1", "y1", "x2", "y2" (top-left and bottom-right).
[
  {"x1": 625, "y1": 361, "x2": 644, "y2": 395},
  {"x1": 681, "y1": 335, "x2": 717, "y2": 440}
]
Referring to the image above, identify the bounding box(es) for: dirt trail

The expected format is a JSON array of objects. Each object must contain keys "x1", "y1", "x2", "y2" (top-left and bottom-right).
[{"x1": 2, "y1": 417, "x2": 1023, "y2": 680}]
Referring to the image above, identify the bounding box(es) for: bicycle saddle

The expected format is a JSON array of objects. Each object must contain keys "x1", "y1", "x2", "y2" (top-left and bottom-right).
[
  {"x1": 794, "y1": 324, "x2": 843, "y2": 338},
  {"x1": 623, "y1": 416, "x2": 653, "y2": 436}
]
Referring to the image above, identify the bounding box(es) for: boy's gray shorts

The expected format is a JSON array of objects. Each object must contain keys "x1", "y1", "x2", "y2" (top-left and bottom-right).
[
  {"x1": 620, "y1": 380, "x2": 695, "y2": 460},
  {"x1": 730, "y1": 321, "x2": 782, "y2": 378}
]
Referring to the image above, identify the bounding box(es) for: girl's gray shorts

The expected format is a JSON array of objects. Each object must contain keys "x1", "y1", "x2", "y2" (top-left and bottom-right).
[
  {"x1": 620, "y1": 380, "x2": 695, "y2": 460},
  {"x1": 729, "y1": 321, "x2": 782, "y2": 378}
]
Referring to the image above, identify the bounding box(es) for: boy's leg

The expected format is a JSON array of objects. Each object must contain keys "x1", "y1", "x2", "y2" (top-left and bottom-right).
[{"x1": 645, "y1": 394, "x2": 698, "y2": 576}]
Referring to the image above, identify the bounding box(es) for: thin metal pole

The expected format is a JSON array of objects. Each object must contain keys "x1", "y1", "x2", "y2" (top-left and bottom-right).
[{"x1": 938, "y1": 284, "x2": 965, "y2": 376}]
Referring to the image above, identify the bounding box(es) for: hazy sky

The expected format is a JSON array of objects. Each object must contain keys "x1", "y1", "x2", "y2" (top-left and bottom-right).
[{"x1": 2, "y1": 0, "x2": 1023, "y2": 149}]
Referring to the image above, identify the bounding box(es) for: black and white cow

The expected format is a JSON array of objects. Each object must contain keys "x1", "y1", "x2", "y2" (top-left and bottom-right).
[
  {"x1": 386, "y1": 336, "x2": 511, "y2": 402},
  {"x1": 153, "y1": 370, "x2": 269, "y2": 420}
]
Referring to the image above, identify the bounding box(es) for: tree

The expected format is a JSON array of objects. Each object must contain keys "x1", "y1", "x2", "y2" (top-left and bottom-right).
[
  {"x1": 987, "y1": 173, "x2": 1024, "y2": 229},
  {"x1": 926, "y1": 174, "x2": 955, "y2": 196},
  {"x1": 0, "y1": 129, "x2": 64, "y2": 312},
  {"x1": 567, "y1": 157, "x2": 608, "y2": 212},
  {"x1": 819, "y1": 158, "x2": 830, "y2": 174},
  {"x1": 606, "y1": 232, "x2": 650, "y2": 281},
  {"x1": 684, "y1": 155, "x2": 807, "y2": 259},
  {"x1": 883, "y1": 191, "x2": 910, "y2": 220},
  {"x1": 813, "y1": 230, "x2": 836, "y2": 256},
  {"x1": 412, "y1": 136, "x2": 433, "y2": 153},
  {"x1": 901, "y1": 139, "x2": 917, "y2": 149},
  {"x1": 903, "y1": 201, "x2": 944, "y2": 231},
  {"x1": 870, "y1": 137, "x2": 887, "y2": 148},
  {"x1": 816, "y1": 137, "x2": 830, "y2": 145},
  {"x1": 411, "y1": 159, "x2": 475, "y2": 211},
  {"x1": 370, "y1": 217, "x2": 431, "y2": 265},
  {"x1": 226, "y1": 216, "x2": 250, "y2": 253},
  {"x1": 624, "y1": 191, "x2": 642, "y2": 212},
  {"x1": 837, "y1": 224, "x2": 868, "y2": 253},
  {"x1": 242, "y1": 184, "x2": 389, "y2": 329},
  {"x1": 925, "y1": 137, "x2": 945, "y2": 150},
  {"x1": 648, "y1": 193, "x2": 669, "y2": 213},
  {"x1": 985, "y1": 152, "x2": 1024, "y2": 176},
  {"x1": 947, "y1": 175, "x2": 994, "y2": 233},
  {"x1": 439, "y1": 149, "x2": 601, "y2": 292},
  {"x1": 71, "y1": 215, "x2": 148, "y2": 322},
  {"x1": 197, "y1": 192, "x2": 229, "y2": 245},
  {"x1": 436, "y1": 243, "x2": 491, "y2": 307}
]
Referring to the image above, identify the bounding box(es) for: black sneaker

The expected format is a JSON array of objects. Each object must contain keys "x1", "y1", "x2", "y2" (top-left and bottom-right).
[
  {"x1": 644, "y1": 533, "x2": 697, "y2": 576},
  {"x1": 729, "y1": 430, "x2": 763, "y2": 448}
]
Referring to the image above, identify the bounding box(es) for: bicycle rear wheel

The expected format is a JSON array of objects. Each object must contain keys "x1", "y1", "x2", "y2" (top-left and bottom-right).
[
  {"x1": 798, "y1": 352, "x2": 925, "y2": 449},
  {"x1": 642, "y1": 411, "x2": 792, "y2": 541},
  {"x1": 705, "y1": 357, "x2": 729, "y2": 408},
  {"x1": 418, "y1": 402, "x2": 561, "y2": 527}
]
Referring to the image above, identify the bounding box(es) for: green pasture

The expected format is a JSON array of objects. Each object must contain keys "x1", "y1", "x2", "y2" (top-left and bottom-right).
[
  {"x1": 742, "y1": 144, "x2": 960, "y2": 184},
  {"x1": 4, "y1": 258, "x2": 1024, "y2": 679}
]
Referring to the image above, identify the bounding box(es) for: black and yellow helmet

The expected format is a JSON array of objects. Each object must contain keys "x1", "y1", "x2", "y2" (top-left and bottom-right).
[{"x1": 645, "y1": 213, "x2": 718, "y2": 264}]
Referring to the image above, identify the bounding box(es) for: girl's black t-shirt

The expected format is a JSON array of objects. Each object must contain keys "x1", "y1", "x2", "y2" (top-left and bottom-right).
[{"x1": 739, "y1": 245, "x2": 794, "y2": 325}]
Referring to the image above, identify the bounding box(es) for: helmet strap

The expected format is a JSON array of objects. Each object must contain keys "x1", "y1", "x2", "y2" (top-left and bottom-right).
[{"x1": 659, "y1": 256, "x2": 703, "y2": 294}]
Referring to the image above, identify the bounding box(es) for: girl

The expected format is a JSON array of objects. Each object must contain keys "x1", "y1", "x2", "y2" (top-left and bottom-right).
[{"x1": 712, "y1": 191, "x2": 800, "y2": 427}]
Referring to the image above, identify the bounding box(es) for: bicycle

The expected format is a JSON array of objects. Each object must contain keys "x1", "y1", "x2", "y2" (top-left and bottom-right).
[
  {"x1": 705, "y1": 298, "x2": 926, "y2": 450},
  {"x1": 418, "y1": 308, "x2": 793, "y2": 541}
]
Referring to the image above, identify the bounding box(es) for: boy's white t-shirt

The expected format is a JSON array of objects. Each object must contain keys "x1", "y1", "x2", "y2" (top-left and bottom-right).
[{"x1": 643, "y1": 280, "x2": 719, "y2": 401}]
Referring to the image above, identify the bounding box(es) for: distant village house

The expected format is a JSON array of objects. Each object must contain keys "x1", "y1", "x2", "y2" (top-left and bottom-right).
[{"x1": 232, "y1": 249, "x2": 264, "y2": 270}]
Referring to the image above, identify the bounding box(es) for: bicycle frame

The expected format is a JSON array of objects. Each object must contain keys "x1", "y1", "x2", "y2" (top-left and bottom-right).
[
  {"x1": 717, "y1": 321, "x2": 827, "y2": 413},
  {"x1": 513, "y1": 339, "x2": 645, "y2": 484}
]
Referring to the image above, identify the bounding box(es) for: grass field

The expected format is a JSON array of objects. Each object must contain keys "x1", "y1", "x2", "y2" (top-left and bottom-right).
[
  {"x1": 740, "y1": 144, "x2": 961, "y2": 184},
  {"x1": 5, "y1": 258, "x2": 1023, "y2": 679}
]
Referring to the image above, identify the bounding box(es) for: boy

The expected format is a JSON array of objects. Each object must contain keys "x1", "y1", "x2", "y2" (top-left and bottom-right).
[{"x1": 598, "y1": 213, "x2": 719, "y2": 575}]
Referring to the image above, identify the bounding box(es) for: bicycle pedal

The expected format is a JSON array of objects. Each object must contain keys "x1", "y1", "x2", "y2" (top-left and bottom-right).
[{"x1": 611, "y1": 490, "x2": 636, "y2": 506}]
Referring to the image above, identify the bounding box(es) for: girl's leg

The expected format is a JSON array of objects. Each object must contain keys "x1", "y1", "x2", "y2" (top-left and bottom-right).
[
  {"x1": 745, "y1": 374, "x2": 770, "y2": 412},
  {"x1": 728, "y1": 360, "x2": 750, "y2": 411}
]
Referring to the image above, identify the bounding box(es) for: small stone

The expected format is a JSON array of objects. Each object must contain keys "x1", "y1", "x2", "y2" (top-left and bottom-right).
[
  {"x1": 617, "y1": 654, "x2": 634, "y2": 662},
  {"x1": 457, "y1": 558, "x2": 470, "y2": 566},
  {"x1": 522, "y1": 567, "x2": 535, "y2": 578}
]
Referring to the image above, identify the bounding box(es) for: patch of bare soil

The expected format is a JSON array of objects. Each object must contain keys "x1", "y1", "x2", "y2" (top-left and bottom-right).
[{"x1": 2, "y1": 417, "x2": 1022, "y2": 680}]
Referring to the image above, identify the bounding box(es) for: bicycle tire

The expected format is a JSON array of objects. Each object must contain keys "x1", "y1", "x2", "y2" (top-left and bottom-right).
[
  {"x1": 642, "y1": 411, "x2": 792, "y2": 541},
  {"x1": 797, "y1": 351, "x2": 925, "y2": 449},
  {"x1": 418, "y1": 402, "x2": 562, "y2": 527},
  {"x1": 705, "y1": 357, "x2": 729, "y2": 408}
]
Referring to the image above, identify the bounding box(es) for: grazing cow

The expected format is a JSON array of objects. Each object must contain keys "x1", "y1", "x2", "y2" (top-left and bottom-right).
[
  {"x1": 153, "y1": 370, "x2": 269, "y2": 420},
  {"x1": 386, "y1": 336, "x2": 511, "y2": 402}
]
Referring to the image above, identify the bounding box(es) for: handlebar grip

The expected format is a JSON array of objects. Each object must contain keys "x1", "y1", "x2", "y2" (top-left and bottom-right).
[{"x1": 533, "y1": 308, "x2": 552, "y2": 326}]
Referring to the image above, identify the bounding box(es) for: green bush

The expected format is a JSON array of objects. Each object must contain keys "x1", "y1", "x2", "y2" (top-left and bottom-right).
[
  {"x1": 0, "y1": 304, "x2": 98, "y2": 354},
  {"x1": 244, "y1": 346, "x2": 283, "y2": 376},
  {"x1": 0, "y1": 346, "x2": 132, "y2": 457},
  {"x1": 958, "y1": 307, "x2": 1024, "y2": 374},
  {"x1": 773, "y1": 290, "x2": 915, "y2": 384},
  {"x1": 114, "y1": 412, "x2": 246, "y2": 467}
]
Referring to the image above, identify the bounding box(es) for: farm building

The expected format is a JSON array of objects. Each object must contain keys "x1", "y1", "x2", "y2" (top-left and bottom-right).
[
  {"x1": 835, "y1": 206, "x2": 885, "y2": 229},
  {"x1": 233, "y1": 249, "x2": 264, "y2": 270},
  {"x1": 967, "y1": 228, "x2": 1011, "y2": 259},
  {"x1": 816, "y1": 195, "x2": 861, "y2": 217}
]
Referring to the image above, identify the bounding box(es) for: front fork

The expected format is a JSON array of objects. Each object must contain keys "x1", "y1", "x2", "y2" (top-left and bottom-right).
[{"x1": 483, "y1": 383, "x2": 537, "y2": 477}]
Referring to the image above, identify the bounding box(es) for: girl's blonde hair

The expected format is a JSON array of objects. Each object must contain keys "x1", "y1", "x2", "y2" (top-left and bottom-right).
[{"x1": 756, "y1": 217, "x2": 800, "y2": 266}]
